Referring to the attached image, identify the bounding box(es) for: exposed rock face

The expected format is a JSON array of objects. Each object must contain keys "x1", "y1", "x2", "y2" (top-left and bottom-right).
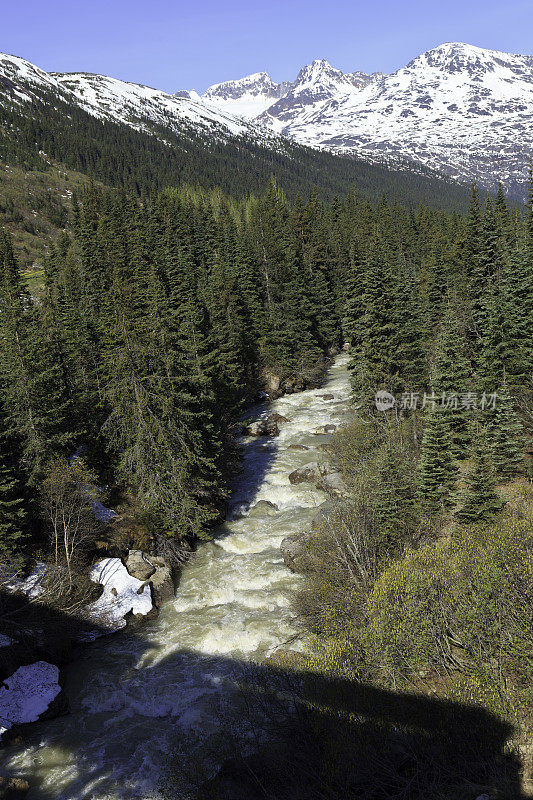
[
  {"x1": 125, "y1": 551, "x2": 156, "y2": 582},
  {"x1": 125, "y1": 551, "x2": 174, "y2": 607},
  {"x1": 148, "y1": 556, "x2": 175, "y2": 607},
  {"x1": 316, "y1": 464, "x2": 349, "y2": 498},
  {"x1": 280, "y1": 533, "x2": 313, "y2": 573},
  {"x1": 311, "y1": 500, "x2": 338, "y2": 531},
  {"x1": 288, "y1": 462, "x2": 320, "y2": 485},
  {"x1": 267, "y1": 413, "x2": 290, "y2": 424}
]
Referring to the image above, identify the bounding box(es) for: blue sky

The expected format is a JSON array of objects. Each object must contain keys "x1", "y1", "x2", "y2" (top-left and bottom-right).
[{"x1": 3, "y1": 0, "x2": 533, "y2": 92}]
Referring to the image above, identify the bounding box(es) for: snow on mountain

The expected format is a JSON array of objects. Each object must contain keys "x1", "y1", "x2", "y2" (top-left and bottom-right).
[
  {"x1": 52, "y1": 71, "x2": 272, "y2": 143},
  {"x1": 202, "y1": 71, "x2": 285, "y2": 117},
  {"x1": 2, "y1": 44, "x2": 532, "y2": 194},
  {"x1": 197, "y1": 43, "x2": 533, "y2": 192},
  {"x1": 283, "y1": 43, "x2": 533, "y2": 191},
  {"x1": 0, "y1": 53, "x2": 284, "y2": 155}
]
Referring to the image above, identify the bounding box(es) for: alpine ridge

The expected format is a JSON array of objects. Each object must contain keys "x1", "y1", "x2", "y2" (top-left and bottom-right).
[{"x1": 198, "y1": 42, "x2": 533, "y2": 197}]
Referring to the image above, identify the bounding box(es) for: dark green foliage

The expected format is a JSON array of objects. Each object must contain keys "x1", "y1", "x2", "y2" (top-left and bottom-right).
[
  {"x1": 0, "y1": 84, "x2": 473, "y2": 208},
  {"x1": 487, "y1": 387, "x2": 524, "y2": 480},
  {"x1": 455, "y1": 427, "x2": 505, "y2": 523},
  {"x1": 417, "y1": 409, "x2": 458, "y2": 513}
]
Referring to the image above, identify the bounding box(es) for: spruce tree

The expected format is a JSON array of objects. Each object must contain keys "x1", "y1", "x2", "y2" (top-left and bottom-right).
[
  {"x1": 416, "y1": 408, "x2": 458, "y2": 513},
  {"x1": 487, "y1": 386, "x2": 524, "y2": 480},
  {"x1": 455, "y1": 427, "x2": 504, "y2": 523}
]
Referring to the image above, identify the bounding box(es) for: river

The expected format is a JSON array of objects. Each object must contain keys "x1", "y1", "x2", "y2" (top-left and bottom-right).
[{"x1": 2, "y1": 355, "x2": 353, "y2": 799}]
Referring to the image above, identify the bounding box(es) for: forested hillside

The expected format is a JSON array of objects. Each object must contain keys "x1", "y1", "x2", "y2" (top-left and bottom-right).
[
  {"x1": 1, "y1": 167, "x2": 532, "y2": 796},
  {"x1": 277, "y1": 182, "x2": 533, "y2": 798},
  {"x1": 0, "y1": 82, "x2": 472, "y2": 208}
]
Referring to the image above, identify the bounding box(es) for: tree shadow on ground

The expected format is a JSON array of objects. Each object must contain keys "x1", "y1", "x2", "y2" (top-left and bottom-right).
[{"x1": 0, "y1": 595, "x2": 527, "y2": 800}]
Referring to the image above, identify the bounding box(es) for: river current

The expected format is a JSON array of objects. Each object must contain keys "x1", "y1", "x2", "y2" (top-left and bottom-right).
[{"x1": 2, "y1": 355, "x2": 353, "y2": 799}]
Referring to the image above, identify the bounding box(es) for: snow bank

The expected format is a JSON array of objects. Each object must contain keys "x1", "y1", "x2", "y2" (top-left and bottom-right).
[
  {"x1": 0, "y1": 661, "x2": 61, "y2": 736},
  {"x1": 4, "y1": 562, "x2": 47, "y2": 598},
  {"x1": 84, "y1": 558, "x2": 153, "y2": 634}
]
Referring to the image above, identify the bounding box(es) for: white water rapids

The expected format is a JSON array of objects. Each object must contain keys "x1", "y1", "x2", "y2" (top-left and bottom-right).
[{"x1": 1, "y1": 356, "x2": 353, "y2": 799}]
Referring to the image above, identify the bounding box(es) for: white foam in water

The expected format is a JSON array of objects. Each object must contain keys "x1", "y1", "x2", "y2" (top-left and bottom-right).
[{"x1": 0, "y1": 356, "x2": 353, "y2": 799}]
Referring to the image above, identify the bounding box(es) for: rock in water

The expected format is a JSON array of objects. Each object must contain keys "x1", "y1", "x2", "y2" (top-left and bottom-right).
[
  {"x1": 280, "y1": 533, "x2": 313, "y2": 573},
  {"x1": 288, "y1": 444, "x2": 309, "y2": 451},
  {"x1": 125, "y1": 550, "x2": 156, "y2": 581},
  {"x1": 243, "y1": 419, "x2": 280, "y2": 437},
  {"x1": 247, "y1": 500, "x2": 279, "y2": 518},
  {"x1": 267, "y1": 413, "x2": 290, "y2": 424},
  {"x1": 288, "y1": 462, "x2": 320, "y2": 485},
  {"x1": 313, "y1": 424, "x2": 337, "y2": 435},
  {"x1": 316, "y1": 464, "x2": 349, "y2": 498},
  {"x1": 148, "y1": 556, "x2": 174, "y2": 606}
]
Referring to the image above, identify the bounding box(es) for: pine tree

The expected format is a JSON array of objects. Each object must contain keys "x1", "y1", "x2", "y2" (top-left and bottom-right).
[
  {"x1": 455, "y1": 427, "x2": 504, "y2": 523},
  {"x1": 416, "y1": 409, "x2": 458, "y2": 513},
  {"x1": 487, "y1": 386, "x2": 524, "y2": 480},
  {"x1": 0, "y1": 408, "x2": 26, "y2": 559}
]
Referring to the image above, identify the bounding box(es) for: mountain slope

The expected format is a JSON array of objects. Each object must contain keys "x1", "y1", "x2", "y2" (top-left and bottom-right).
[
  {"x1": 0, "y1": 51, "x2": 471, "y2": 213},
  {"x1": 200, "y1": 43, "x2": 533, "y2": 197}
]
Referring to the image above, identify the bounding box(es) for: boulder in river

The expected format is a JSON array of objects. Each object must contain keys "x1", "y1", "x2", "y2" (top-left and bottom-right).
[
  {"x1": 288, "y1": 444, "x2": 309, "y2": 451},
  {"x1": 280, "y1": 533, "x2": 313, "y2": 573},
  {"x1": 247, "y1": 500, "x2": 279, "y2": 518},
  {"x1": 125, "y1": 550, "x2": 156, "y2": 582},
  {"x1": 313, "y1": 424, "x2": 337, "y2": 435},
  {"x1": 266, "y1": 413, "x2": 290, "y2": 425},
  {"x1": 288, "y1": 462, "x2": 320, "y2": 485},
  {"x1": 148, "y1": 556, "x2": 174, "y2": 607},
  {"x1": 243, "y1": 418, "x2": 280, "y2": 437},
  {"x1": 316, "y1": 464, "x2": 349, "y2": 498},
  {"x1": 311, "y1": 500, "x2": 339, "y2": 531},
  {"x1": 319, "y1": 393, "x2": 335, "y2": 400}
]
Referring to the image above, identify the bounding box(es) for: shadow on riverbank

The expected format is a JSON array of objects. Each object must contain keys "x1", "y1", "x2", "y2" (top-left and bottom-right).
[{"x1": 0, "y1": 600, "x2": 526, "y2": 800}]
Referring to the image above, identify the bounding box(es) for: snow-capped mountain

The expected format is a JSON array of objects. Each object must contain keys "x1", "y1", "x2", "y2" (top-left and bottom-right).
[
  {"x1": 199, "y1": 43, "x2": 533, "y2": 193},
  {"x1": 0, "y1": 52, "x2": 284, "y2": 153},
  {"x1": 199, "y1": 59, "x2": 380, "y2": 129}
]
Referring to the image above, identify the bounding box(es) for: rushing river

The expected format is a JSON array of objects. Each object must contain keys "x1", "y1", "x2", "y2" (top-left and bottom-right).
[{"x1": 2, "y1": 355, "x2": 353, "y2": 799}]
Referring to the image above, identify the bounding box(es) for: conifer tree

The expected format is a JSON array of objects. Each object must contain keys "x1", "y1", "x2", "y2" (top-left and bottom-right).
[
  {"x1": 455, "y1": 427, "x2": 504, "y2": 523},
  {"x1": 487, "y1": 386, "x2": 524, "y2": 480},
  {"x1": 416, "y1": 409, "x2": 458, "y2": 513}
]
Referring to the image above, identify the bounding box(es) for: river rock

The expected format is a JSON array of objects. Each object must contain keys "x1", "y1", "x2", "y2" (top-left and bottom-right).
[
  {"x1": 288, "y1": 462, "x2": 320, "y2": 485},
  {"x1": 311, "y1": 500, "x2": 338, "y2": 531},
  {"x1": 313, "y1": 424, "x2": 337, "y2": 435},
  {"x1": 125, "y1": 550, "x2": 156, "y2": 582},
  {"x1": 288, "y1": 444, "x2": 309, "y2": 451},
  {"x1": 342, "y1": 342, "x2": 352, "y2": 352},
  {"x1": 266, "y1": 413, "x2": 290, "y2": 425},
  {"x1": 0, "y1": 777, "x2": 30, "y2": 798},
  {"x1": 316, "y1": 464, "x2": 349, "y2": 498},
  {"x1": 247, "y1": 500, "x2": 279, "y2": 518},
  {"x1": 280, "y1": 533, "x2": 313, "y2": 573},
  {"x1": 243, "y1": 419, "x2": 279, "y2": 437},
  {"x1": 319, "y1": 393, "x2": 335, "y2": 400},
  {"x1": 148, "y1": 556, "x2": 174, "y2": 607}
]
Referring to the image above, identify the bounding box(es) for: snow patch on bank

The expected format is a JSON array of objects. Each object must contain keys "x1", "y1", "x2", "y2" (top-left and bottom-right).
[
  {"x1": 0, "y1": 661, "x2": 61, "y2": 736},
  {"x1": 83, "y1": 558, "x2": 153, "y2": 635}
]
